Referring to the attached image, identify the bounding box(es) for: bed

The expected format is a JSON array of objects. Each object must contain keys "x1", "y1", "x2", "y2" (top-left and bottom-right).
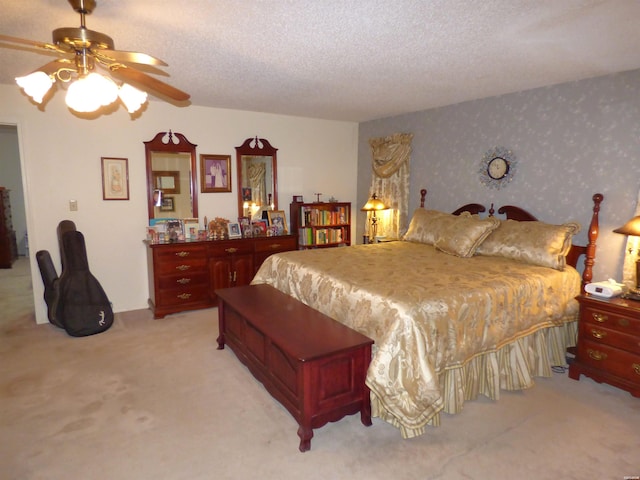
[{"x1": 251, "y1": 190, "x2": 604, "y2": 438}]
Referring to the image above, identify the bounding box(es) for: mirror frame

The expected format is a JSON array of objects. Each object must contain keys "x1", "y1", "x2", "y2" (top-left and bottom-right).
[
  {"x1": 235, "y1": 137, "x2": 278, "y2": 218},
  {"x1": 145, "y1": 131, "x2": 198, "y2": 220}
]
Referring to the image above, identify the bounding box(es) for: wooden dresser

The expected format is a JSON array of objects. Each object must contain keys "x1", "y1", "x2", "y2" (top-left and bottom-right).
[
  {"x1": 569, "y1": 294, "x2": 640, "y2": 397},
  {"x1": 146, "y1": 235, "x2": 297, "y2": 318},
  {"x1": 0, "y1": 187, "x2": 18, "y2": 269}
]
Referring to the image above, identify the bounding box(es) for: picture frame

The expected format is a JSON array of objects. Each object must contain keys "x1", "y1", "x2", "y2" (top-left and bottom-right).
[
  {"x1": 252, "y1": 220, "x2": 267, "y2": 236},
  {"x1": 228, "y1": 222, "x2": 242, "y2": 239},
  {"x1": 238, "y1": 216, "x2": 251, "y2": 237},
  {"x1": 153, "y1": 170, "x2": 180, "y2": 194},
  {"x1": 200, "y1": 154, "x2": 232, "y2": 193},
  {"x1": 267, "y1": 210, "x2": 288, "y2": 234},
  {"x1": 183, "y1": 218, "x2": 200, "y2": 240},
  {"x1": 101, "y1": 157, "x2": 129, "y2": 200},
  {"x1": 160, "y1": 196, "x2": 175, "y2": 212}
]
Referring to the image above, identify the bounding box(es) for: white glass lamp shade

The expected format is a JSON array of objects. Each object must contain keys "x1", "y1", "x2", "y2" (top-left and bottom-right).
[
  {"x1": 118, "y1": 83, "x2": 148, "y2": 113},
  {"x1": 15, "y1": 71, "x2": 54, "y2": 103},
  {"x1": 65, "y1": 73, "x2": 119, "y2": 113}
]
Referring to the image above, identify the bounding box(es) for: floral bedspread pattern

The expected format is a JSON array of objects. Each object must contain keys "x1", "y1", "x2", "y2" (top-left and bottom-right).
[{"x1": 252, "y1": 241, "x2": 580, "y2": 437}]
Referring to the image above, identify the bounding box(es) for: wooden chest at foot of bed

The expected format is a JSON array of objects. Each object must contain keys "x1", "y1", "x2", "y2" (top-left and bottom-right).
[{"x1": 216, "y1": 284, "x2": 374, "y2": 452}]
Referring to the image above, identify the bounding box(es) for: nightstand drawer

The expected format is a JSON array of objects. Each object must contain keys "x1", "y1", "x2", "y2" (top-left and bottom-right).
[
  {"x1": 577, "y1": 339, "x2": 640, "y2": 384},
  {"x1": 579, "y1": 322, "x2": 640, "y2": 353},
  {"x1": 569, "y1": 295, "x2": 640, "y2": 396},
  {"x1": 581, "y1": 306, "x2": 640, "y2": 335}
]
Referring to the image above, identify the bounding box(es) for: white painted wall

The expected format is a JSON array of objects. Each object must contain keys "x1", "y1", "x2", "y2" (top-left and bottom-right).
[{"x1": 0, "y1": 85, "x2": 358, "y2": 324}]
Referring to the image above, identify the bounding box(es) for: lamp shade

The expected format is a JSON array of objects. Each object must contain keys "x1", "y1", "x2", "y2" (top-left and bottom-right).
[
  {"x1": 16, "y1": 71, "x2": 54, "y2": 103},
  {"x1": 613, "y1": 215, "x2": 640, "y2": 237},
  {"x1": 361, "y1": 193, "x2": 388, "y2": 212}
]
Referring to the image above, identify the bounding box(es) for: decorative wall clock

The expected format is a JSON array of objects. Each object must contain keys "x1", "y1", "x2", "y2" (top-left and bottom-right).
[{"x1": 478, "y1": 146, "x2": 517, "y2": 190}]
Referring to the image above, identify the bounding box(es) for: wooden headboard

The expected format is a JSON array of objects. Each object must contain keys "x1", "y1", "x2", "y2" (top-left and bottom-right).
[{"x1": 418, "y1": 188, "x2": 604, "y2": 288}]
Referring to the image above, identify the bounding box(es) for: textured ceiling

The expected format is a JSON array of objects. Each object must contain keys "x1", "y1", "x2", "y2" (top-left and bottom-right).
[{"x1": 1, "y1": 0, "x2": 640, "y2": 122}]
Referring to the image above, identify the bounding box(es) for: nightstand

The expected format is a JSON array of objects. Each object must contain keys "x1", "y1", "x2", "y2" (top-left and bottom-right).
[{"x1": 569, "y1": 294, "x2": 640, "y2": 397}]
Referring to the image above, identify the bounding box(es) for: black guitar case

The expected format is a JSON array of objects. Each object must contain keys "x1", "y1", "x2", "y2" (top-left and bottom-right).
[{"x1": 36, "y1": 221, "x2": 114, "y2": 337}]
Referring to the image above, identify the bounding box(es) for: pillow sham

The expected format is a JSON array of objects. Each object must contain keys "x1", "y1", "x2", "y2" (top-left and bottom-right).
[
  {"x1": 475, "y1": 219, "x2": 581, "y2": 270},
  {"x1": 402, "y1": 208, "x2": 450, "y2": 245},
  {"x1": 434, "y1": 212, "x2": 500, "y2": 257}
]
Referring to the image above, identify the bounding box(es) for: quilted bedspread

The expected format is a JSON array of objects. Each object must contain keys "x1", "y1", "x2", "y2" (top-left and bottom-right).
[{"x1": 251, "y1": 241, "x2": 580, "y2": 437}]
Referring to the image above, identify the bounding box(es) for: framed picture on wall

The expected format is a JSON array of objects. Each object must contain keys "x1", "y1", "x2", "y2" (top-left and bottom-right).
[
  {"x1": 200, "y1": 154, "x2": 232, "y2": 193},
  {"x1": 160, "y1": 196, "x2": 175, "y2": 212},
  {"x1": 152, "y1": 170, "x2": 180, "y2": 194},
  {"x1": 101, "y1": 157, "x2": 129, "y2": 200}
]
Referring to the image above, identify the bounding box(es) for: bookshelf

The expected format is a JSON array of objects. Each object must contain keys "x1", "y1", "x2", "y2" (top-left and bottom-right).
[{"x1": 290, "y1": 197, "x2": 351, "y2": 249}]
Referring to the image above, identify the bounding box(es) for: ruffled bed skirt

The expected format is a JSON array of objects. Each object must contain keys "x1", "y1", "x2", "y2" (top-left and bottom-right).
[{"x1": 371, "y1": 320, "x2": 578, "y2": 439}]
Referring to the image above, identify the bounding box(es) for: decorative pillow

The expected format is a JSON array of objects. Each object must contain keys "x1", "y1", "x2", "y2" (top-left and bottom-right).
[
  {"x1": 402, "y1": 209, "x2": 450, "y2": 245},
  {"x1": 434, "y1": 212, "x2": 501, "y2": 257},
  {"x1": 475, "y1": 219, "x2": 581, "y2": 270}
]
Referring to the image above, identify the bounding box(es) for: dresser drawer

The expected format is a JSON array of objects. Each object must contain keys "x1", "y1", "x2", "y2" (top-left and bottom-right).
[
  {"x1": 209, "y1": 241, "x2": 253, "y2": 257},
  {"x1": 156, "y1": 285, "x2": 210, "y2": 306},
  {"x1": 577, "y1": 339, "x2": 640, "y2": 384},
  {"x1": 157, "y1": 271, "x2": 209, "y2": 290},
  {"x1": 581, "y1": 305, "x2": 640, "y2": 335},
  {"x1": 154, "y1": 244, "x2": 208, "y2": 262},
  {"x1": 155, "y1": 257, "x2": 208, "y2": 275},
  {"x1": 254, "y1": 236, "x2": 298, "y2": 253}
]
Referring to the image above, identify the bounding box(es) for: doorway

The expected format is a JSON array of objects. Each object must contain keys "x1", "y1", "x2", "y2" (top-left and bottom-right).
[{"x1": 0, "y1": 124, "x2": 34, "y2": 322}]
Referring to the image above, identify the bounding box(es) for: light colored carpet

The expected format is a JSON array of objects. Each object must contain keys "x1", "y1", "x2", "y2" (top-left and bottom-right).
[{"x1": 1, "y1": 257, "x2": 639, "y2": 480}]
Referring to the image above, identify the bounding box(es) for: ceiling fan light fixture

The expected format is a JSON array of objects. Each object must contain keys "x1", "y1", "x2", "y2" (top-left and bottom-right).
[
  {"x1": 65, "y1": 72, "x2": 118, "y2": 112},
  {"x1": 118, "y1": 83, "x2": 147, "y2": 113},
  {"x1": 15, "y1": 71, "x2": 54, "y2": 103}
]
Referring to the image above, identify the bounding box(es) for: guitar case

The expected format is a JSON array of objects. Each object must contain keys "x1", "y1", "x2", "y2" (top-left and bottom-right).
[{"x1": 36, "y1": 221, "x2": 114, "y2": 337}]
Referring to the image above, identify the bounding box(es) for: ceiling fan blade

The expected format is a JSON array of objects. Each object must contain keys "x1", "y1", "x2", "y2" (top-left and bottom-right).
[
  {"x1": 0, "y1": 34, "x2": 66, "y2": 54},
  {"x1": 110, "y1": 65, "x2": 190, "y2": 102},
  {"x1": 99, "y1": 48, "x2": 168, "y2": 67}
]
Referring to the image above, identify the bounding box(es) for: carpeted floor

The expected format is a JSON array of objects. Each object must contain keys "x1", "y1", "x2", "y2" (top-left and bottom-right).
[{"x1": 1, "y1": 257, "x2": 639, "y2": 480}]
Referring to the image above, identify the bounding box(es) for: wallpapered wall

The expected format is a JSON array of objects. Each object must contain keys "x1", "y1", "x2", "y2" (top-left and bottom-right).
[{"x1": 358, "y1": 69, "x2": 640, "y2": 281}]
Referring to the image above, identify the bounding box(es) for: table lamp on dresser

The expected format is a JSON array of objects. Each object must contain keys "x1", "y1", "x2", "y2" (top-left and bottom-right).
[{"x1": 613, "y1": 214, "x2": 640, "y2": 299}]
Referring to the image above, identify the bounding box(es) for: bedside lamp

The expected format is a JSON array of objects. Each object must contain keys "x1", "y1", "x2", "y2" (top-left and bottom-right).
[
  {"x1": 361, "y1": 193, "x2": 389, "y2": 244},
  {"x1": 613, "y1": 215, "x2": 640, "y2": 292}
]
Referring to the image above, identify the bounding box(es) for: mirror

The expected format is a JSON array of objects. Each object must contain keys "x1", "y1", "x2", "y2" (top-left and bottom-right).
[
  {"x1": 236, "y1": 137, "x2": 278, "y2": 220},
  {"x1": 145, "y1": 131, "x2": 198, "y2": 221}
]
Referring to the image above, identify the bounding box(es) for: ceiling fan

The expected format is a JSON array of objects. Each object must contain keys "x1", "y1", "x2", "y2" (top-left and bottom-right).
[{"x1": 0, "y1": 0, "x2": 189, "y2": 114}]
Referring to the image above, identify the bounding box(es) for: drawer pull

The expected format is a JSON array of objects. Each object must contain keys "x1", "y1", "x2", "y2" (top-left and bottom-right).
[
  {"x1": 591, "y1": 312, "x2": 608, "y2": 323},
  {"x1": 177, "y1": 293, "x2": 192, "y2": 300},
  {"x1": 225, "y1": 248, "x2": 238, "y2": 253},
  {"x1": 587, "y1": 349, "x2": 607, "y2": 361},
  {"x1": 269, "y1": 243, "x2": 281, "y2": 249},
  {"x1": 175, "y1": 251, "x2": 190, "y2": 257},
  {"x1": 633, "y1": 364, "x2": 640, "y2": 376},
  {"x1": 176, "y1": 278, "x2": 191, "y2": 285},
  {"x1": 590, "y1": 328, "x2": 607, "y2": 340},
  {"x1": 176, "y1": 265, "x2": 191, "y2": 271},
  {"x1": 618, "y1": 318, "x2": 630, "y2": 327}
]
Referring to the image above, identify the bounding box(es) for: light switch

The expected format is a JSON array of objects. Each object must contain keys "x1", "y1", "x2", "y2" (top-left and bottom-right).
[{"x1": 69, "y1": 200, "x2": 78, "y2": 211}]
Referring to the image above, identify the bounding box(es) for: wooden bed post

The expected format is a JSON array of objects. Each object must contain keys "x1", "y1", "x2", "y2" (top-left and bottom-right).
[{"x1": 582, "y1": 193, "x2": 604, "y2": 290}]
